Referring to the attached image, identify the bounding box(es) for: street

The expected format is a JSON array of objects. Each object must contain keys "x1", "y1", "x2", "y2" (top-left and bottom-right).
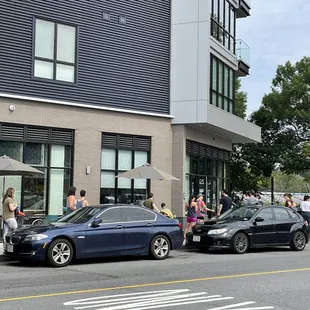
[{"x1": 0, "y1": 245, "x2": 309, "y2": 310}]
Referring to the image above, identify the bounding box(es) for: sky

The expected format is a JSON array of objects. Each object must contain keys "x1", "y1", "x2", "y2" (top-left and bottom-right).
[{"x1": 237, "y1": 0, "x2": 310, "y2": 115}]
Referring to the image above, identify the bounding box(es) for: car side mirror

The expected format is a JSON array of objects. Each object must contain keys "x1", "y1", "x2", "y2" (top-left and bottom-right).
[
  {"x1": 91, "y1": 218, "x2": 102, "y2": 227},
  {"x1": 255, "y1": 217, "x2": 264, "y2": 222}
]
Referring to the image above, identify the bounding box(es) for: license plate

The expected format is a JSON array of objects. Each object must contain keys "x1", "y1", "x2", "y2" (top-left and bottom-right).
[
  {"x1": 193, "y1": 235, "x2": 201, "y2": 242},
  {"x1": 7, "y1": 245, "x2": 13, "y2": 253}
]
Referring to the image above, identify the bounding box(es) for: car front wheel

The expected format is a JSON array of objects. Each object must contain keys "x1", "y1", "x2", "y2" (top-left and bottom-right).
[
  {"x1": 290, "y1": 231, "x2": 307, "y2": 251},
  {"x1": 149, "y1": 235, "x2": 171, "y2": 260},
  {"x1": 47, "y1": 238, "x2": 74, "y2": 267},
  {"x1": 232, "y1": 232, "x2": 249, "y2": 254}
]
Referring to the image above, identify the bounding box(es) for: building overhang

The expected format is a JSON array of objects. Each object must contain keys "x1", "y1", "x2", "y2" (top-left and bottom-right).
[
  {"x1": 236, "y1": 59, "x2": 250, "y2": 77},
  {"x1": 236, "y1": 0, "x2": 251, "y2": 18},
  {"x1": 171, "y1": 103, "x2": 261, "y2": 144}
]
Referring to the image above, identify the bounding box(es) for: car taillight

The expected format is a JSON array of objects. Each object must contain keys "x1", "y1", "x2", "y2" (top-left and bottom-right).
[{"x1": 178, "y1": 222, "x2": 182, "y2": 230}]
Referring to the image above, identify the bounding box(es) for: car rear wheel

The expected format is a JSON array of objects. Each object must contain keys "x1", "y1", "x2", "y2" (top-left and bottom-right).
[
  {"x1": 290, "y1": 231, "x2": 306, "y2": 251},
  {"x1": 232, "y1": 232, "x2": 249, "y2": 254},
  {"x1": 149, "y1": 235, "x2": 170, "y2": 260},
  {"x1": 47, "y1": 238, "x2": 74, "y2": 267}
]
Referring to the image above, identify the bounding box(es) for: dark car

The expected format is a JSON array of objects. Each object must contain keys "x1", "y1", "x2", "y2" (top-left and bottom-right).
[
  {"x1": 187, "y1": 205, "x2": 309, "y2": 254},
  {"x1": 4, "y1": 205, "x2": 183, "y2": 267}
]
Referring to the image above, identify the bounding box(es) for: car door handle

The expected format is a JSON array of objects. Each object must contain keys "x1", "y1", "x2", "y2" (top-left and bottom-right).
[
  {"x1": 146, "y1": 223, "x2": 153, "y2": 227},
  {"x1": 115, "y1": 225, "x2": 123, "y2": 229}
]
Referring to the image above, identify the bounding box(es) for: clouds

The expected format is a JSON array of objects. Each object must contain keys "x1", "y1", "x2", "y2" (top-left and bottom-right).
[{"x1": 237, "y1": 0, "x2": 310, "y2": 114}]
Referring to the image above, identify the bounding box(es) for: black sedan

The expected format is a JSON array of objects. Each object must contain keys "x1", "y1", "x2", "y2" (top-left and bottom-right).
[{"x1": 187, "y1": 205, "x2": 309, "y2": 254}]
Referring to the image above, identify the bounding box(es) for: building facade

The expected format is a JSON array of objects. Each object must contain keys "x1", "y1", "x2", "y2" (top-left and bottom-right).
[
  {"x1": 0, "y1": 0, "x2": 260, "y2": 219},
  {"x1": 170, "y1": 0, "x2": 260, "y2": 216}
]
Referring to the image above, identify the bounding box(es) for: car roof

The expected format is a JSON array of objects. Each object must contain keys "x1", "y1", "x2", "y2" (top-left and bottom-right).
[{"x1": 87, "y1": 204, "x2": 146, "y2": 209}]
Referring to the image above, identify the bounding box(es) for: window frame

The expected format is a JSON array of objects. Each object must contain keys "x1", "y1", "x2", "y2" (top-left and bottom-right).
[
  {"x1": 32, "y1": 17, "x2": 78, "y2": 85},
  {"x1": 211, "y1": 0, "x2": 236, "y2": 53},
  {"x1": 210, "y1": 54, "x2": 235, "y2": 114}
]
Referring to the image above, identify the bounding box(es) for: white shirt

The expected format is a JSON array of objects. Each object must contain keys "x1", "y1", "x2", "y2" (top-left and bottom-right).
[{"x1": 300, "y1": 201, "x2": 310, "y2": 212}]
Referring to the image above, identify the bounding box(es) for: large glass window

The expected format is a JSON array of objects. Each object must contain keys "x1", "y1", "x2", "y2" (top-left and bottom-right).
[
  {"x1": 34, "y1": 19, "x2": 77, "y2": 83},
  {"x1": 100, "y1": 136, "x2": 150, "y2": 206},
  {"x1": 0, "y1": 130, "x2": 73, "y2": 217},
  {"x1": 210, "y1": 54, "x2": 235, "y2": 114},
  {"x1": 211, "y1": 0, "x2": 236, "y2": 53}
]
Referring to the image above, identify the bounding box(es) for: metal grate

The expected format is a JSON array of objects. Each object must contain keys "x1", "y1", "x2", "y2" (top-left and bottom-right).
[
  {"x1": 51, "y1": 130, "x2": 73, "y2": 145},
  {"x1": 199, "y1": 145, "x2": 206, "y2": 156},
  {"x1": 27, "y1": 127, "x2": 49, "y2": 142},
  {"x1": 192, "y1": 143, "x2": 199, "y2": 155},
  {"x1": 0, "y1": 124, "x2": 24, "y2": 140},
  {"x1": 119, "y1": 135, "x2": 134, "y2": 149},
  {"x1": 218, "y1": 150, "x2": 224, "y2": 160},
  {"x1": 135, "y1": 136, "x2": 150, "y2": 151},
  {"x1": 102, "y1": 134, "x2": 117, "y2": 148}
]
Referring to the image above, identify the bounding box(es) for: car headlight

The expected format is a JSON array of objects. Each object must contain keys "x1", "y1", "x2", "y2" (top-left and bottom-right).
[
  {"x1": 208, "y1": 228, "x2": 228, "y2": 235},
  {"x1": 24, "y1": 234, "x2": 48, "y2": 242}
]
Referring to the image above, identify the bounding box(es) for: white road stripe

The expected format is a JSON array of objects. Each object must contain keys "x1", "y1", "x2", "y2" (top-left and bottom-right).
[
  {"x1": 73, "y1": 293, "x2": 215, "y2": 309},
  {"x1": 207, "y1": 302, "x2": 274, "y2": 310},
  {"x1": 95, "y1": 297, "x2": 235, "y2": 310},
  {"x1": 64, "y1": 290, "x2": 190, "y2": 306}
]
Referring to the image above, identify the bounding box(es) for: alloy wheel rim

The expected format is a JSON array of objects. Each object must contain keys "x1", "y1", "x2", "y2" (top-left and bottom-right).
[
  {"x1": 154, "y1": 238, "x2": 169, "y2": 257},
  {"x1": 235, "y1": 234, "x2": 247, "y2": 252},
  {"x1": 52, "y1": 242, "x2": 71, "y2": 265},
  {"x1": 294, "y1": 232, "x2": 306, "y2": 249}
]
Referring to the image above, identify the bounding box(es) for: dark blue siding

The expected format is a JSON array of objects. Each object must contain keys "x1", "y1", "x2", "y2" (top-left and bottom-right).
[{"x1": 0, "y1": 0, "x2": 170, "y2": 114}]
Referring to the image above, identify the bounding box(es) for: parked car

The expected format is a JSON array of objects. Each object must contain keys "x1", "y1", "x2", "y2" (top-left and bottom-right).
[
  {"x1": 187, "y1": 205, "x2": 309, "y2": 254},
  {"x1": 4, "y1": 205, "x2": 183, "y2": 267}
]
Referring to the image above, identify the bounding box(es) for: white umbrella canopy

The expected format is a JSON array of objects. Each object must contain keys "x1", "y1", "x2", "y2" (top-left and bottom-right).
[
  {"x1": 0, "y1": 155, "x2": 44, "y2": 198},
  {"x1": 116, "y1": 163, "x2": 179, "y2": 181},
  {"x1": 0, "y1": 155, "x2": 43, "y2": 176}
]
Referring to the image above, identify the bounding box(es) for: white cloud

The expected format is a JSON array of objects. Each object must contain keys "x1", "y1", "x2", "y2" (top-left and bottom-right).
[{"x1": 237, "y1": 0, "x2": 310, "y2": 114}]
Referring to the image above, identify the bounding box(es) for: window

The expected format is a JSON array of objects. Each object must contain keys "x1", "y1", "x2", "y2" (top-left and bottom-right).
[
  {"x1": 100, "y1": 134, "x2": 150, "y2": 205},
  {"x1": 34, "y1": 19, "x2": 77, "y2": 83},
  {"x1": 99, "y1": 208, "x2": 121, "y2": 223},
  {"x1": 257, "y1": 208, "x2": 273, "y2": 222},
  {"x1": 211, "y1": 0, "x2": 236, "y2": 53},
  {"x1": 274, "y1": 208, "x2": 290, "y2": 221},
  {"x1": 0, "y1": 124, "x2": 73, "y2": 216},
  {"x1": 210, "y1": 54, "x2": 235, "y2": 113},
  {"x1": 122, "y1": 207, "x2": 156, "y2": 222}
]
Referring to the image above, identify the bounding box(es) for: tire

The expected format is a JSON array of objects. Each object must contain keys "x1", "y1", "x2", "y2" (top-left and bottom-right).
[
  {"x1": 290, "y1": 231, "x2": 307, "y2": 251},
  {"x1": 47, "y1": 238, "x2": 74, "y2": 267},
  {"x1": 149, "y1": 235, "x2": 171, "y2": 260},
  {"x1": 232, "y1": 232, "x2": 249, "y2": 254}
]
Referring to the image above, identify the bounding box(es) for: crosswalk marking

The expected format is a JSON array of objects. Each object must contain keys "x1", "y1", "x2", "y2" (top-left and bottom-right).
[{"x1": 64, "y1": 289, "x2": 274, "y2": 310}]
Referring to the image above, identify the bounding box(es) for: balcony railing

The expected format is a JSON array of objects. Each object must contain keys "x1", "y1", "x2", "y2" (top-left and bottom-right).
[{"x1": 235, "y1": 39, "x2": 250, "y2": 66}]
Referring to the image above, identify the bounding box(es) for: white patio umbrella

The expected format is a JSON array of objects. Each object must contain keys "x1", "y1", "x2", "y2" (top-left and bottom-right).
[{"x1": 0, "y1": 155, "x2": 44, "y2": 197}]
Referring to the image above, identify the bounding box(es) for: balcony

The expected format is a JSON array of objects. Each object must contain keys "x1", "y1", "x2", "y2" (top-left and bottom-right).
[
  {"x1": 236, "y1": 0, "x2": 251, "y2": 18},
  {"x1": 235, "y1": 39, "x2": 250, "y2": 77}
]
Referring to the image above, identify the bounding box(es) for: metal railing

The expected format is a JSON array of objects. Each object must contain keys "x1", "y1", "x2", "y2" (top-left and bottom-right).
[{"x1": 235, "y1": 39, "x2": 250, "y2": 66}]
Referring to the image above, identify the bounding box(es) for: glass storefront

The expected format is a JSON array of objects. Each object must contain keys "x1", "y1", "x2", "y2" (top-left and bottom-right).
[
  {"x1": 100, "y1": 133, "x2": 151, "y2": 206},
  {"x1": 185, "y1": 140, "x2": 230, "y2": 212},
  {"x1": 0, "y1": 123, "x2": 74, "y2": 216}
]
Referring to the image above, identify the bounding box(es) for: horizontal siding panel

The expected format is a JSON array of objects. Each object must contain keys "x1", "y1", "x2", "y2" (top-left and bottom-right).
[{"x1": 0, "y1": 0, "x2": 171, "y2": 115}]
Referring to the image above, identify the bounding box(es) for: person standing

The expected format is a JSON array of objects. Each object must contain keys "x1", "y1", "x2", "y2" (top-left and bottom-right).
[
  {"x1": 217, "y1": 189, "x2": 232, "y2": 216},
  {"x1": 2, "y1": 188, "x2": 18, "y2": 247},
  {"x1": 76, "y1": 189, "x2": 88, "y2": 209},
  {"x1": 66, "y1": 186, "x2": 77, "y2": 214},
  {"x1": 284, "y1": 193, "x2": 296, "y2": 208},
  {"x1": 196, "y1": 194, "x2": 215, "y2": 223},
  {"x1": 143, "y1": 193, "x2": 160, "y2": 212},
  {"x1": 184, "y1": 195, "x2": 198, "y2": 239},
  {"x1": 300, "y1": 195, "x2": 310, "y2": 224}
]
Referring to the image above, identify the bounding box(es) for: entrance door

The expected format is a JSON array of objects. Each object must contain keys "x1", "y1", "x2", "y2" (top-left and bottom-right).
[{"x1": 207, "y1": 178, "x2": 217, "y2": 213}]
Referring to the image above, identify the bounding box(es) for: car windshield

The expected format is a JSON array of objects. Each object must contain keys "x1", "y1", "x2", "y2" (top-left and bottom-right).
[
  {"x1": 219, "y1": 206, "x2": 259, "y2": 221},
  {"x1": 57, "y1": 207, "x2": 102, "y2": 224}
]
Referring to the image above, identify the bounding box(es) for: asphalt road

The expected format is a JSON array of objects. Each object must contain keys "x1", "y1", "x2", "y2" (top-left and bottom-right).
[{"x1": 0, "y1": 245, "x2": 310, "y2": 310}]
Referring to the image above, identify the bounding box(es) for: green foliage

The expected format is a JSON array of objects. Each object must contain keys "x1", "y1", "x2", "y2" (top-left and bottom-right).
[{"x1": 234, "y1": 79, "x2": 247, "y2": 119}]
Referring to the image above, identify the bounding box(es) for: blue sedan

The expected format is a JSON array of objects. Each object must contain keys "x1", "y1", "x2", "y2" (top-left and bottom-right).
[{"x1": 4, "y1": 205, "x2": 184, "y2": 267}]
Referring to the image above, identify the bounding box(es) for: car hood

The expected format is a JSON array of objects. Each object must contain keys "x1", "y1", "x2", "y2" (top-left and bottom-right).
[
  {"x1": 195, "y1": 219, "x2": 250, "y2": 231},
  {"x1": 10, "y1": 222, "x2": 83, "y2": 236}
]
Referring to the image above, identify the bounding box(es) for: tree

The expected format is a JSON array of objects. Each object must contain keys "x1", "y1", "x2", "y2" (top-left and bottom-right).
[
  {"x1": 234, "y1": 79, "x2": 247, "y2": 119},
  {"x1": 249, "y1": 57, "x2": 310, "y2": 175}
]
